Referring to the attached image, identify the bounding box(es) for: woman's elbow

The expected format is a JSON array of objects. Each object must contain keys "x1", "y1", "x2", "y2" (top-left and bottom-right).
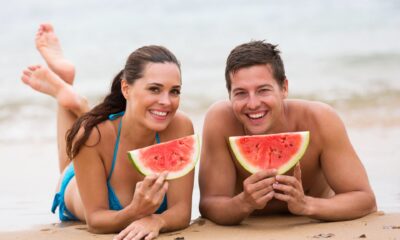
[
  {"x1": 86, "y1": 216, "x2": 111, "y2": 234},
  {"x1": 178, "y1": 210, "x2": 192, "y2": 229}
]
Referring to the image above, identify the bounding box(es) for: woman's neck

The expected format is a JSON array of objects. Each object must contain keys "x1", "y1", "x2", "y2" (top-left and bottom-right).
[{"x1": 120, "y1": 114, "x2": 157, "y2": 149}]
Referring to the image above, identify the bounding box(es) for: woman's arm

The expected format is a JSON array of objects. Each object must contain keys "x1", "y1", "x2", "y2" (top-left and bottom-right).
[
  {"x1": 114, "y1": 111, "x2": 196, "y2": 239},
  {"x1": 74, "y1": 126, "x2": 168, "y2": 233}
]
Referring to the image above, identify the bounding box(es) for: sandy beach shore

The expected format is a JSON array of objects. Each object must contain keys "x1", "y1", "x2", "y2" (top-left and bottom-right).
[{"x1": 1, "y1": 212, "x2": 399, "y2": 239}]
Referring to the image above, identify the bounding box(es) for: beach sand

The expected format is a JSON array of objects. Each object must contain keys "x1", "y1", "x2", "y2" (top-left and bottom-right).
[{"x1": 1, "y1": 212, "x2": 399, "y2": 239}]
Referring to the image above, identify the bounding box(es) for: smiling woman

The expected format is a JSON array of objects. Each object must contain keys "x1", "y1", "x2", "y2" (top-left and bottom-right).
[
  {"x1": 122, "y1": 62, "x2": 182, "y2": 131},
  {"x1": 20, "y1": 23, "x2": 195, "y2": 240}
]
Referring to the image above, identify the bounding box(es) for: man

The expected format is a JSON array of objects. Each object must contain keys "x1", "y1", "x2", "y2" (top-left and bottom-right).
[{"x1": 199, "y1": 40, "x2": 376, "y2": 225}]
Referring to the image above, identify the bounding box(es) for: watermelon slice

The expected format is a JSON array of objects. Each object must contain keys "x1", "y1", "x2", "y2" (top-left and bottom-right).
[
  {"x1": 128, "y1": 134, "x2": 200, "y2": 180},
  {"x1": 229, "y1": 131, "x2": 309, "y2": 174}
]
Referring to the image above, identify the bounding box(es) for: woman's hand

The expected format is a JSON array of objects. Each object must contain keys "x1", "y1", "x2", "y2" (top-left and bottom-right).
[
  {"x1": 113, "y1": 215, "x2": 165, "y2": 240},
  {"x1": 129, "y1": 172, "x2": 168, "y2": 219}
]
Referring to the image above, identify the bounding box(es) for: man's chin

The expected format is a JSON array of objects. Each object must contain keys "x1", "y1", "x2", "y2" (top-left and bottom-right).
[{"x1": 243, "y1": 124, "x2": 268, "y2": 135}]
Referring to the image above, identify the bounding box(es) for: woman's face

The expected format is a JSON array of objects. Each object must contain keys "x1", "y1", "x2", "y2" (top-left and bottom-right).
[{"x1": 123, "y1": 62, "x2": 181, "y2": 132}]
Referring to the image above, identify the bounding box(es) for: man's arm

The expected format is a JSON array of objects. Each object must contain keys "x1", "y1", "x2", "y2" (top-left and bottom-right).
[
  {"x1": 199, "y1": 102, "x2": 276, "y2": 225},
  {"x1": 274, "y1": 104, "x2": 376, "y2": 221}
]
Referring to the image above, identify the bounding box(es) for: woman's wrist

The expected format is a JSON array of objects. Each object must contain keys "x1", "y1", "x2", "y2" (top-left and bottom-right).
[
  {"x1": 125, "y1": 203, "x2": 142, "y2": 221},
  {"x1": 152, "y1": 214, "x2": 166, "y2": 232}
]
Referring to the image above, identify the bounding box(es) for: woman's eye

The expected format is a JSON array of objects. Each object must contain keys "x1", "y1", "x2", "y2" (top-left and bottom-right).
[
  {"x1": 171, "y1": 89, "x2": 181, "y2": 95},
  {"x1": 149, "y1": 87, "x2": 160, "y2": 93}
]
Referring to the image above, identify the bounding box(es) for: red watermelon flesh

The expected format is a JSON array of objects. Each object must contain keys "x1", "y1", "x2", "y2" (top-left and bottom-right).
[
  {"x1": 229, "y1": 131, "x2": 309, "y2": 174},
  {"x1": 128, "y1": 134, "x2": 200, "y2": 180}
]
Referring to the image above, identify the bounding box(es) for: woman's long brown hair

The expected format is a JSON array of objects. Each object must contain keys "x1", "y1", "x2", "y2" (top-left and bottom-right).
[{"x1": 66, "y1": 45, "x2": 180, "y2": 160}]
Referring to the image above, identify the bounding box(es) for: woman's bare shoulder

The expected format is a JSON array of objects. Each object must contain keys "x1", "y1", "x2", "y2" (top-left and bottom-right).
[
  {"x1": 76, "y1": 119, "x2": 117, "y2": 148},
  {"x1": 161, "y1": 110, "x2": 194, "y2": 140}
]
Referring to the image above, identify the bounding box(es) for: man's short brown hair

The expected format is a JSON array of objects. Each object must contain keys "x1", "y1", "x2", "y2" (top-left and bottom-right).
[{"x1": 225, "y1": 40, "x2": 286, "y2": 91}]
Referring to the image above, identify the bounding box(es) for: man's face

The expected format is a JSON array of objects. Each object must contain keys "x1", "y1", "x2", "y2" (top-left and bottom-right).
[{"x1": 230, "y1": 64, "x2": 288, "y2": 135}]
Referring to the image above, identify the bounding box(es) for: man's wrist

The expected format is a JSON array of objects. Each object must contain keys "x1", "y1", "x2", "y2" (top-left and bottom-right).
[
  {"x1": 236, "y1": 192, "x2": 255, "y2": 215},
  {"x1": 303, "y1": 196, "x2": 315, "y2": 217}
]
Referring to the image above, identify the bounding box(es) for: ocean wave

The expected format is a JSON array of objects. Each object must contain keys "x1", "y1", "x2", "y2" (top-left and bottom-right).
[
  {"x1": 1, "y1": 87, "x2": 399, "y2": 116},
  {"x1": 335, "y1": 52, "x2": 400, "y2": 67},
  {"x1": 1, "y1": 87, "x2": 398, "y2": 143}
]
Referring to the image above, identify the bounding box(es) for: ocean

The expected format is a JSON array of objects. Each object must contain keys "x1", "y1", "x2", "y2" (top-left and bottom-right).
[{"x1": 0, "y1": 0, "x2": 399, "y2": 231}]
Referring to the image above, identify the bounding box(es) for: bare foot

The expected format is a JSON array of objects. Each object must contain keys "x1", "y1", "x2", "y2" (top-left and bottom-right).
[
  {"x1": 21, "y1": 65, "x2": 87, "y2": 115},
  {"x1": 35, "y1": 23, "x2": 75, "y2": 85}
]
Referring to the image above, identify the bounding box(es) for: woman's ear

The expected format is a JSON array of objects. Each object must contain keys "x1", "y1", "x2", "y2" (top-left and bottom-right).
[{"x1": 121, "y1": 79, "x2": 129, "y2": 99}]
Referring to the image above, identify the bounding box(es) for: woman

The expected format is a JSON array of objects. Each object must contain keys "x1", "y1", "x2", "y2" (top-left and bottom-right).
[{"x1": 21, "y1": 24, "x2": 194, "y2": 239}]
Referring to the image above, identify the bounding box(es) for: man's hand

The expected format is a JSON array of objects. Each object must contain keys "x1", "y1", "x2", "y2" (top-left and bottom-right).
[
  {"x1": 273, "y1": 163, "x2": 309, "y2": 215},
  {"x1": 240, "y1": 169, "x2": 277, "y2": 212}
]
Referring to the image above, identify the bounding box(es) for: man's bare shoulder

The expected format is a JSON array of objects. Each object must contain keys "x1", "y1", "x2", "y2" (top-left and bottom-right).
[
  {"x1": 203, "y1": 100, "x2": 242, "y2": 135},
  {"x1": 205, "y1": 100, "x2": 234, "y2": 119},
  {"x1": 287, "y1": 99, "x2": 339, "y2": 121},
  {"x1": 287, "y1": 99, "x2": 345, "y2": 140}
]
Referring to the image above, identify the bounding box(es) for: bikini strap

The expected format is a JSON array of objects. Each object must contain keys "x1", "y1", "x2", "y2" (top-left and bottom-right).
[
  {"x1": 155, "y1": 132, "x2": 160, "y2": 144},
  {"x1": 107, "y1": 111, "x2": 159, "y2": 180},
  {"x1": 108, "y1": 111, "x2": 125, "y2": 120},
  {"x1": 108, "y1": 114, "x2": 123, "y2": 181}
]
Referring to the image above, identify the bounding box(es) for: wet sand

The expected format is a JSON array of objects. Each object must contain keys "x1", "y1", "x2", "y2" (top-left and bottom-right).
[{"x1": 1, "y1": 212, "x2": 399, "y2": 239}]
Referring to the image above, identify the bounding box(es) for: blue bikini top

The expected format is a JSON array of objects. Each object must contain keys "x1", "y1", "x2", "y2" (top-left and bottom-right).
[{"x1": 107, "y1": 111, "x2": 166, "y2": 213}]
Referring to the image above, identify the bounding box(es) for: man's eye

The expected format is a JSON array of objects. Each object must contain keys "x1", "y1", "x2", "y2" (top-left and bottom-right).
[
  {"x1": 235, "y1": 92, "x2": 245, "y2": 96},
  {"x1": 259, "y1": 88, "x2": 270, "y2": 94}
]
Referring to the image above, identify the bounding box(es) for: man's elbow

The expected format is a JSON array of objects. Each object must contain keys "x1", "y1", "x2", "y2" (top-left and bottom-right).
[
  {"x1": 199, "y1": 199, "x2": 243, "y2": 226},
  {"x1": 366, "y1": 191, "x2": 377, "y2": 214},
  {"x1": 355, "y1": 190, "x2": 377, "y2": 219}
]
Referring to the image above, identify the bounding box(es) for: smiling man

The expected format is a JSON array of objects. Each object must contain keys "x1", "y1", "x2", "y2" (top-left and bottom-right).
[{"x1": 199, "y1": 40, "x2": 376, "y2": 225}]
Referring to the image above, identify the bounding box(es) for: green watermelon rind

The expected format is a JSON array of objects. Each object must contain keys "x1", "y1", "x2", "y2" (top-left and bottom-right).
[
  {"x1": 127, "y1": 134, "x2": 200, "y2": 180},
  {"x1": 229, "y1": 131, "x2": 310, "y2": 175}
]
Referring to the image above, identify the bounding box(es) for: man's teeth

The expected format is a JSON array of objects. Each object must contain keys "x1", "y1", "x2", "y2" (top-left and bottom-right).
[
  {"x1": 151, "y1": 110, "x2": 167, "y2": 116},
  {"x1": 248, "y1": 113, "x2": 265, "y2": 119}
]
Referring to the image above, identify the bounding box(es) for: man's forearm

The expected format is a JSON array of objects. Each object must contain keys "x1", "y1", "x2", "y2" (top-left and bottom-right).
[
  {"x1": 304, "y1": 191, "x2": 376, "y2": 221},
  {"x1": 200, "y1": 193, "x2": 255, "y2": 225}
]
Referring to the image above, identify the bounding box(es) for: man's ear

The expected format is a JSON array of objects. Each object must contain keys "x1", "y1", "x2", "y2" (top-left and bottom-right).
[
  {"x1": 121, "y1": 79, "x2": 129, "y2": 99},
  {"x1": 282, "y1": 78, "x2": 289, "y2": 98}
]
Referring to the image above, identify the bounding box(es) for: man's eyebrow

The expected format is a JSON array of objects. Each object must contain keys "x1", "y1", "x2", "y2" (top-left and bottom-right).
[{"x1": 232, "y1": 84, "x2": 273, "y2": 91}]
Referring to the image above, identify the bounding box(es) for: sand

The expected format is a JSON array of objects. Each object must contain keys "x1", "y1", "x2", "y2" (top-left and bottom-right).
[{"x1": 1, "y1": 212, "x2": 399, "y2": 239}]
